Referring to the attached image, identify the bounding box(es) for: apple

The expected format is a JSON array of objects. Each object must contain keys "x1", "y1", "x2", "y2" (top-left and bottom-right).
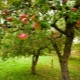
[
  {"x1": 33, "y1": 22, "x2": 41, "y2": 30},
  {"x1": 18, "y1": 33, "x2": 28, "y2": 40},
  {"x1": 4, "y1": 9, "x2": 9, "y2": 14},
  {"x1": 7, "y1": 17, "x2": 12, "y2": 22},
  {"x1": 21, "y1": 18, "x2": 28, "y2": 24},
  {"x1": 33, "y1": 22, "x2": 39, "y2": 28},
  {"x1": 19, "y1": 14, "x2": 28, "y2": 19},
  {"x1": 71, "y1": 8, "x2": 77, "y2": 11}
]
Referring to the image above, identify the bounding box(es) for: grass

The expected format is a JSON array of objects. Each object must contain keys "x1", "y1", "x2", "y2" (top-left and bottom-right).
[{"x1": 0, "y1": 55, "x2": 80, "y2": 80}]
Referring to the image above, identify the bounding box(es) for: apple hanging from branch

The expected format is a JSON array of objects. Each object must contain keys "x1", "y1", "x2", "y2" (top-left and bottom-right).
[
  {"x1": 21, "y1": 18, "x2": 28, "y2": 24},
  {"x1": 33, "y1": 22, "x2": 42, "y2": 30},
  {"x1": 18, "y1": 33, "x2": 28, "y2": 40},
  {"x1": 7, "y1": 17, "x2": 12, "y2": 22},
  {"x1": 4, "y1": 9, "x2": 9, "y2": 14},
  {"x1": 19, "y1": 14, "x2": 28, "y2": 19},
  {"x1": 71, "y1": 8, "x2": 77, "y2": 11}
]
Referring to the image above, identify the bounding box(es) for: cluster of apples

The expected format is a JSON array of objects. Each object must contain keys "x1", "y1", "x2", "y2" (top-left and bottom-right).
[
  {"x1": 18, "y1": 15, "x2": 42, "y2": 40},
  {"x1": 1, "y1": 9, "x2": 42, "y2": 40},
  {"x1": 17, "y1": 14, "x2": 29, "y2": 40},
  {"x1": 2, "y1": 10, "x2": 28, "y2": 40},
  {"x1": 7, "y1": 13, "x2": 28, "y2": 24},
  {"x1": 19, "y1": 14, "x2": 28, "y2": 24},
  {"x1": 2, "y1": 9, "x2": 12, "y2": 22},
  {"x1": 1, "y1": 8, "x2": 41, "y2": 29},
  {"x1": 1, "y1": 9, "x2": 28, "y2": 24}
]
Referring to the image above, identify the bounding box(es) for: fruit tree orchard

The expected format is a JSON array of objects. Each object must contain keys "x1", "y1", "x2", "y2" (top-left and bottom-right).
[{"x1": 0, "y1": 0, "x2": 80, "y2": 80}]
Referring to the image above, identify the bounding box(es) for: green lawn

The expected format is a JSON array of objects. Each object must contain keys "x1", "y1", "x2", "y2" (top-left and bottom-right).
[{"x1": 0, "y1": 56, "x2": 80, "y2": 80}]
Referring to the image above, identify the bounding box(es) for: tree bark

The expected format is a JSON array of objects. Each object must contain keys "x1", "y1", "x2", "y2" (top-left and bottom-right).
[
  {"x1": 31, "y1": 47, "x2": 45, "y2": 75},
  {"x1": 59, "y1": 58, "x2": 70, "y2": 80},
  {"x1": 31, "y1": 55, "x2": 39, "y2": 75},
  {"x1": 53, "y1": 43, "x2": 70, "y2": 80},
  {"x1": 51, "y1": 23, "x2": 74, "y2": 80},
  {"x1": 60, "y1": 29, "x2": 74, "y2": 80}
]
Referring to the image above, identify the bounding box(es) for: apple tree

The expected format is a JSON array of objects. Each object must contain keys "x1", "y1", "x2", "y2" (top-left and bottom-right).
[
  {"x1": 0, "y1": 0, "x2": 52, "y2": 75},
  {"x1": 1, "y1": 28, "x2": 52, "y2": 74}
]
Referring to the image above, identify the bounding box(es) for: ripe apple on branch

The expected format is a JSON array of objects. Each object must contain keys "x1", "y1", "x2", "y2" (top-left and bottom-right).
[{"x1": 18, "y1": 33, "x2": 28, "y2": 40}]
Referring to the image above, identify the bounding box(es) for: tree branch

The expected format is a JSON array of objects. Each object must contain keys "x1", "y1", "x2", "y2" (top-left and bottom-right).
[
  {"x1": 50, "y1": 39, "x2": 62, "y2": 58},
  {"x1": 51, "y1": 23, "x2": 67, "y2": 35}
]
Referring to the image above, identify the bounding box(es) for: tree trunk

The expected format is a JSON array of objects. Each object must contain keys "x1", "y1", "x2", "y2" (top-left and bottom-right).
[
  {"x1": 59, "y1": 58, "x2": 70, "y2": 80},
  {"x1": 31, "y1": 48, "x2": 44, "y2": 75},
  {"x1": 31, "y1": 55, "x2": 39, "y2": 75},
  {"x1": 51, "y1": 24, "x2": 74, "y2": 80},
  {"x1": 60, "y1": 23, "x2": 74, "y2": 80}
]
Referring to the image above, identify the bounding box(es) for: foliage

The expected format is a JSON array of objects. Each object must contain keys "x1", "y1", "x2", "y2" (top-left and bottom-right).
[{"x1": 1, "y1": 29, "x2": 53, "y2": 59}]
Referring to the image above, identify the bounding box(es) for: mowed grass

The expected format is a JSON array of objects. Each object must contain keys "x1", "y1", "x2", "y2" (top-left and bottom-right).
[{"x1": 0, "y1": 55, "x2": 80, "y2": 80}]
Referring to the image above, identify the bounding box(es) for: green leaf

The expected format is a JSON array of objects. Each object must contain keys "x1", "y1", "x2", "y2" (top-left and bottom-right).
[
  {"x1": 32, "y1": 0, "x2": 47, "y2": 6},
  {"x1": 40, "y1": 20, "x2": 50, "y2": 29}
]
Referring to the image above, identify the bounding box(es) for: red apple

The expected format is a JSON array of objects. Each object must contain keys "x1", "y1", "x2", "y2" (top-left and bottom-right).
[
  {"x1": 18, "y1": 33, "x2": 28, "y2": 40},
  {"x1": 7, "y1": 17, "x2": 12, "y2": 22},
  {"x1": 4, "y1": 9, "x2": 9, "y2": 14},
  {"x1": 33, "y1": 22, "x2": 39, "y2": 28},
  {"x1": 19, "y1": 14, "x2": 28, "y2": 19},
  {"x1": 21, "y1": 18, "x2": 28, "y2": 24},
  {"x1": 71, "y1": 8, "x2": 77, "y2": 11},
  {"x1": 33, "y1": 22, "x2": 41, "y2": 30}
]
